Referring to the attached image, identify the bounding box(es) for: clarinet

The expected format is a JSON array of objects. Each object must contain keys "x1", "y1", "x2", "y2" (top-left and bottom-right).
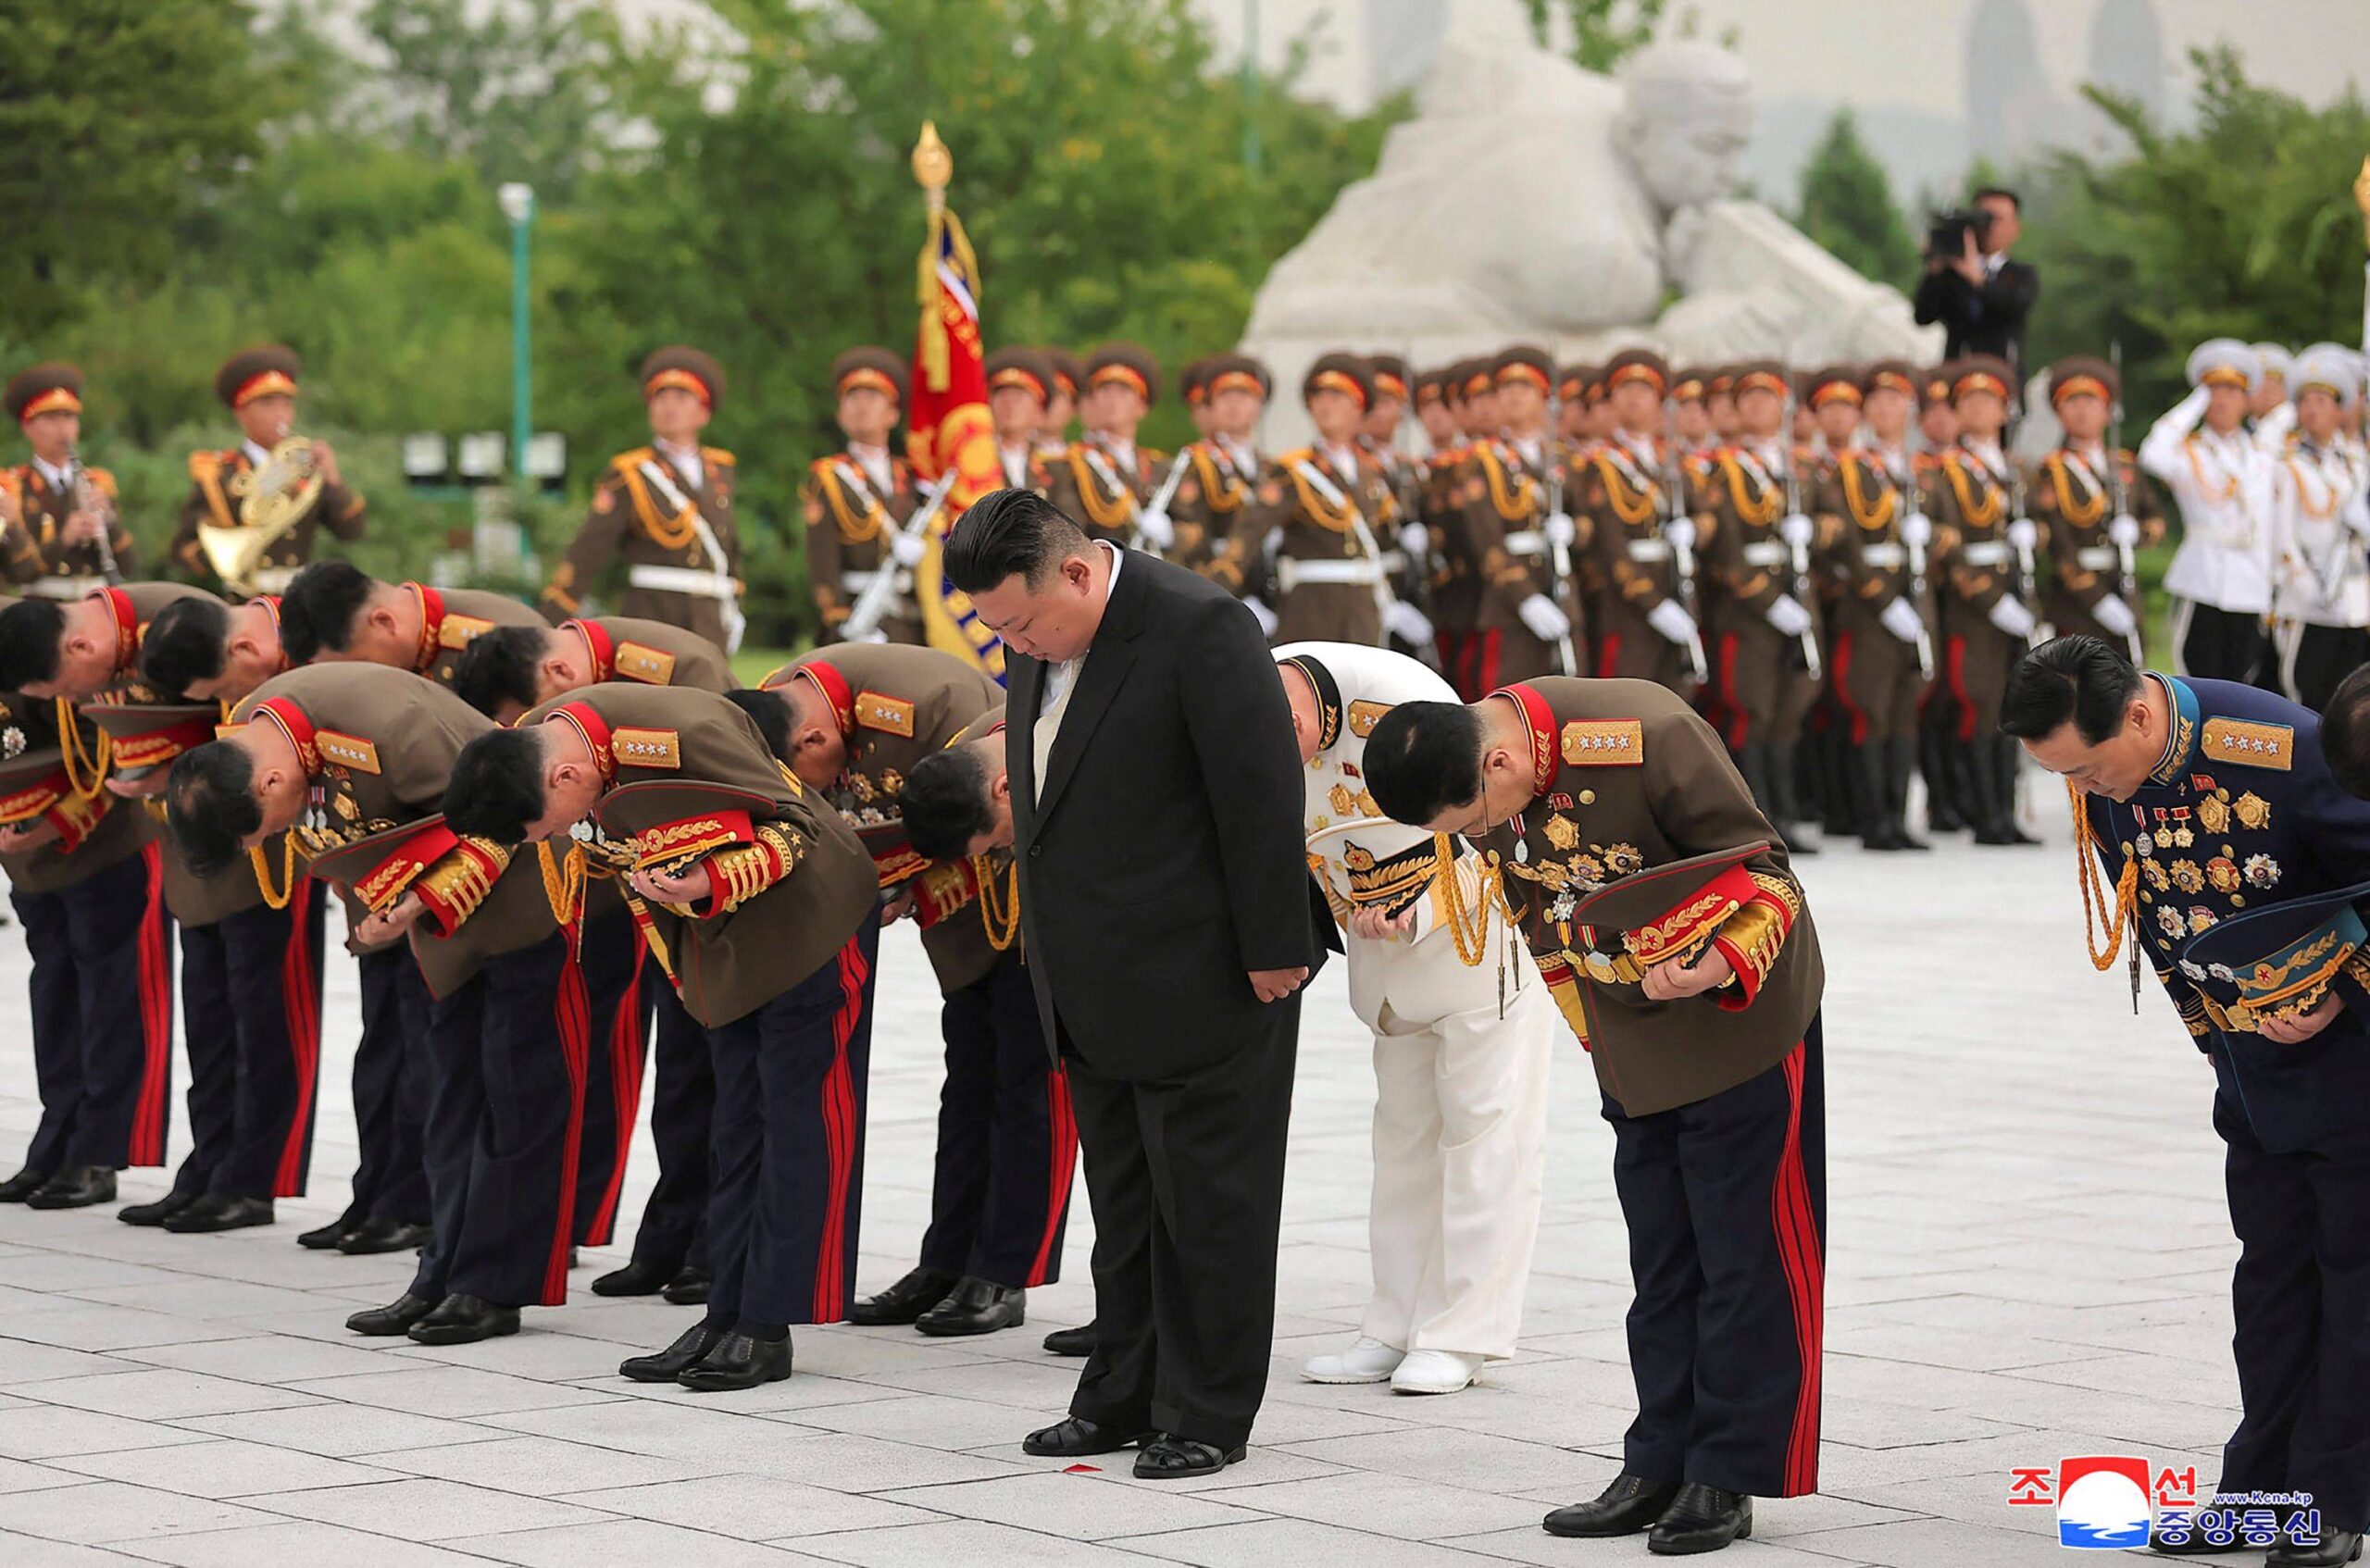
[{"x1": 67, "y1": 448, "x2": 123, "y2": 586}]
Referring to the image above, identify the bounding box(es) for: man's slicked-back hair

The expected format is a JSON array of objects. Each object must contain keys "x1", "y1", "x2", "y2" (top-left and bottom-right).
[
  {"x1": 166, "y1": 740, "x2": 262, "y2": 877},
  {"x1": 942, "y1": 486, "x2": 1090, "y2": 596},
  {"x1": 2000, "y1": 634, "x2": 2141, "y2": 745},
  {"x1": 0, "y1": 597, "x2": 67, "y2": 690},
  {"x1": 722, "y1": 688, "x2": 793, "y2": 761},
  {"x1": 278, "y1": 560, "x2": 379, "y2": 664},
  {"x1": 443, "y1": 726, "x2": 549, "y2": 843},
  {"x1": 902, "y1": 745, "x2": 996, "y2": 862},
  {"x1": 1364, "y1": 701, "x2": 1485, "y2": 827},
  {"x1": 2322, "y1": 664, "x2": 2370, "y2": 801},
  {"x1": 450, "y1": 625, "x2": 551, "y2": 717},
  {"x1": 140, "y1": 596, "x2": 233, "y2": 698}
]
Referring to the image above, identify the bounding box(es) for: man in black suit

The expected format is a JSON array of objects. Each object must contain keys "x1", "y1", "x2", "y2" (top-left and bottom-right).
[
  {"x1": 942, "y1": 488, "x2": 1319, "y2": 1479},
  {"x1": 1912, "y1": 187, "x2": 2039, "y2": 369}
]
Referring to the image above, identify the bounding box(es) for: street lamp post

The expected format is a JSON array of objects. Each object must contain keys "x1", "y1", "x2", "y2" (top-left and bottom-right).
[{"x1": 498, "y1": 181, "x2": 535, "y2": 486}]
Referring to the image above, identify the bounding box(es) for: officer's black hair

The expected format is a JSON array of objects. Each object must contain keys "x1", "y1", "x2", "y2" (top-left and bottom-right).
[
  {"x1": 2321, "y1": 665, "x2": 2370, "y2": 802},
  {"x1": 942, "y1": 486, "x2": 1091, "y2": 595},
  {"x1": 139, "y1": 597, "x2": 233, "y2": 699},
  {"x1": 450, "y1": 625, "x2": 552, "y2": 718},
  {"x1": 1974, "y1": 184, "x2": 2021, "y2": 212},
  {"x1": 903, "y1": 745, "x2": 996, "y2": 863},
  {"x1": 443, "y1": 726, "x2": 546, "y2": 844},
  {"x1": 278, "y1": 559, "x2": 378, "y2": 664},
  {"x1": 1364, "y1": 701, "x2": 1485, "y2": 827},
  {"x1": 0, "y1": 597, "x2": 67, "y2": 690},
  {"x1": 722, "y1": 687, "x2": 793, "y2": 762},
  {"x1": 165, "y1": 740, "x2": 261, "y2": 878},
  {"x1": 1999, "y1": 634, "x2": 2140, "y2": 746}
]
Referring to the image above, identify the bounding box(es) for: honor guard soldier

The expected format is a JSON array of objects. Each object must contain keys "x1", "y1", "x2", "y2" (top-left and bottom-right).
[
  {"x1": 1929, "y1": 356, "x2": 2042, "y2": 846},
  {"x1": 1366, "y1": 678, "x2": 1825, "y2": 1557},
  {"x1": 1706, "y1": 367, "x2": 1740, "y2": 445},
  {"x1": 1556, "y1": 366, "x2": 1592, "y2": 448},
  {"x1": 2143, "y1": 340, "x2": 2277, "y2": 686},
  {"x1": 1442, "y1": 346, "x2": 1584, "y2": 689},
  {"x1": 2031, "y1": 356, "x2": 2163, "y2": 659},
  {"x1": 2, "y1": 365, "x2": 137, "y2": 596},
  {"x1": 2014, "y1": 638, "x2": 2370, "y2": 1568},
  {"x1": 1577, "y1": 349, "x2": 1705, "y2": 692},
  {"x1": 443, "y1": 685, "x2": 879, "y2": 1391},
  {"x1": 805, "y1": 347, "x2": 927, "y2": 647},
  {"x1": 1416, "y1": 368, "x2": 1484, "y2": 693},
  {"x1": 755, "y1": 644, "x2": 1076, "y2": 1338},
  {"x1": 1670, "y1": 368, "x2": 1717, "y2": 467},
  {"x1": 1363, "y1": 355, "x2": 1439, "y2": 656},
  {"x1": 1248, "y1": 353, "x2": 1422, "y2": 650},
  {"x1": 2270, "y1": 346, "x2": 2370, "y2": 709},
  {"x1": 1052, "y1": 342, "x2": 1167, "y2": 553},
  {"x1": 171, "y1": 347, "x2": 364, "y2": 599},
  {"x1": 540, "y1": 346, "x2": 744, "y2": 651},
  {"x1": 986, "y1": 348, "x2": 1059, "y2": 496},
  {"x1": 1166, "y1": 355, "x2": 1267, "y2": 598},
  {"x1": 281, "y1": 561, "x2": 543, "y2": 684},
  {"x1": 2252, "y1": 342, "x2": 2295, "y2": 423}
]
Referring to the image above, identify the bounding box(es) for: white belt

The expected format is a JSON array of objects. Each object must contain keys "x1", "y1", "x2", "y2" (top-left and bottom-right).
[
  {"x1": 1626, "y1": 539, "x2": 1673, "y2": 563},
  {"x1": 839, "y1": 568, "x2": 915, "y2": 596},
  {"x1": 1503, "y1": 532, "x2": 1548, "y2": 557},
  {"x1": 629, "y1": 564, "x2": 739, "y2": 600},
  {"x1": 250, "y1": 566, "x2": 299, "y2": 594},
  {"x1": 24, "y1": 575, "x2": 99, "y2": 600},
  {"x1": 1740, "y1": 541, "x2": 1787, "y2": 566},
  {"x1": 2076, "y1": 546, "x2": 2118, "y2": 571},
  {"x1": 1859, "y1": 543, "x2": 1907, "y2": 569},
  {"x1": 1278, "y1": 557, "x2": 1384, "y2": 590},
  {"x1": 1959, "y1": 541, "x2": 2012, "y2": 566}
]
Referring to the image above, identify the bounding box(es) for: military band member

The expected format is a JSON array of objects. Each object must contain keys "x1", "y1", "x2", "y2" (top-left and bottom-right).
[
  {"x1": 986, "y1": 348, "x2": 1059, "y2": 496},
  {"x1": 1441, "y1": 346, "x2": 1584, "y2": 690},
  {"x1": 281, "y1": 560, "x2": 543, "y2": 684},
  {"x1": 540, "y1": 346, "x2": 743, "y2": 651},
  {"x1": 1577, "y1": 349, "x2": 1703, "y2": 692},
  {"x1": 1366, "y1": 678, "x2": 1825, "y2": 1556},
  {"x1": 804, "y1": 347, "x2": 926, "y2": 647},
  {"x1": 170, "y1": 347, "x2": 365, "y2": 598},
  {"x1": 1049, "y1": 342, "x2": 1166, "y2": 553},
  {"x1": 442, "y1": 684, "x2": 879, "y2": 1391},
  {"x1": 2269, "y1": 345, "x2": 2370, "y2": 711},
  {"x1": 2, "y1": 364, "x2": 137, "y2": 595}
]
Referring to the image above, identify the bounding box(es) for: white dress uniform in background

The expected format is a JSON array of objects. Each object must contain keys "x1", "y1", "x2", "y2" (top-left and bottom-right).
[
  {"x1": 1274, "y1": 641, "x2": 1553, "y2": 1396},
  {"x1": 2268, "y1": 344, "x2": 2370, "y2": 710},
  {"x1": 2141, "y1": 339, "x2": 2279, "y2": 683}
]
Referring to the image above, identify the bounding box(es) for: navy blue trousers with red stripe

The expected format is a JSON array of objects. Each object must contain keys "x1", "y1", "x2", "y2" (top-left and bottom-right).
[
  {"x1": 1606, "y1": 1018, "x2": 1826, "y2": 1499},
  {"x1": 919, "y1": 954, "x2": 1077, "y2": 1289},
  {"x1": 702, "y1": 911, "x2": 879, "y2": 1329},
  {"x1": 572, "y1": 910, "x2": 647, "y2": 1249},
  {"x1": 171, "y1": 882, "x2": 327, "y2": 1199},
  {"x1": 413, "y1": 931, "x2": 589, "y2": 1309},
  {"x1": 339, "y1": 945, "x2": 433, "y2": 1228},
  {"x1": 628, "y1": 974, "x2": 712, "y2": 1273},
  {"x1": 13, "y1": 843, "x2": 175, "y2": 1174}
]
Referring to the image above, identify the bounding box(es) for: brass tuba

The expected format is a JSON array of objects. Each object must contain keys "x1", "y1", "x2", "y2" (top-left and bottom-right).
[{"x1": 203, "y1": 436, "x2": 321, "y2": 595}]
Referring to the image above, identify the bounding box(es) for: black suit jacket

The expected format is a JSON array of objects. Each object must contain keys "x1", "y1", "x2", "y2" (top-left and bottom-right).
[
  {"x1": 1008, "y1": 551, "x2": 1320, "y2": 1080},
  {"x1": 1913, "y1": 256, "x2": 2039, "y2": 364}
]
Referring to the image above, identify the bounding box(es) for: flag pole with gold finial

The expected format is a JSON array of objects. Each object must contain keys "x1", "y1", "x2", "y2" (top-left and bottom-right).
[{"x1": 2354, "y1": 154, "x2": 2369, "y2": 354}]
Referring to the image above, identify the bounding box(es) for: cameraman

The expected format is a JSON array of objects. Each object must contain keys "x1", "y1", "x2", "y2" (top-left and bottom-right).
[{"x1": 1913, "y1": 187, "x2": 2039, "y2": 369}]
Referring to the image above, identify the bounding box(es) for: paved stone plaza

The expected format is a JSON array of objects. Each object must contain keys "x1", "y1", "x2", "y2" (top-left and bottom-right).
[{"x1": 0, "y1": 818, "x2": 2254, "y2": 1565}]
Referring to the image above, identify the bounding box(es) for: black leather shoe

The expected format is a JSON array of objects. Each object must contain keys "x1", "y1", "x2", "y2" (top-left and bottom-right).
[
  {"x1": 1543, "y1": 1474, "x2": 1682, "y2": 1537},
  {"x1": 27, "y1": 1166, "x2": 115, "y2": 1210},
  {"x1": 848, "y1": 1266, "x2": 958, "y2": 1326},
  {"x1": 1647, "y1": 1484, "x2": 1753, "y2": 1555},
  {"x1": 1042, "y1": 1320, "x2": 1096, "y2": 1356},
  {"x1": 1134, "y1": 1437, "x2": 1244, "y2": 1479},
  {"x1": 406, "y1": 1293, "x2": 519, "y2": 1346},
  {"x1": 661, "y1": 1266, "x2": 711, "y2": 1305},
  {"x1": 118, "y1": 1190, "x2": 199, "y2": 1226},
  {"x1": 338, "y1": 1218, "x2": 433, "y2": 1255},
  {"x1": 591, "y1": 1259, "x2": 674, "y2": 1297},
  {"x1": 917, "y1": 1276, "x2": 1024, "y2": 1337},
  {"x1": 1022, "y1": 1415, "x2": 1154, "y2": 1458},
  {"x1": 0, "y1": 1167, "x2": 53, "y2": 1203},
  {"x1": 296, "y1": 1218, "x2": 348, "y2": 1250},
  {"x1": 347, "y1": 1293, "x2": 438, "y2": 1337},
  {"x1": 676, "y1": 1331, "x2": 791, "y2": 1391},
  {"x1": 165, "y1": 1194, "x2": 275, "y2": 1233},
  {"x1": 620, "y1": 1323, "x2": 725, "y2": 1382},
  {"x1": 2270, "y1": 1529, "x2": 2364, "y2": 1567}
]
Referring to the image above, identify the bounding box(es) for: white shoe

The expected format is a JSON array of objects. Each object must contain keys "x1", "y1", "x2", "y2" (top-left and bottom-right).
[
  {"x1": 1390, "y1": 1349, "x2": 1484, "y2": 1395},
  {"x1": 1302, "y1": 1337, "x2": 1404, "y2": 1384}
]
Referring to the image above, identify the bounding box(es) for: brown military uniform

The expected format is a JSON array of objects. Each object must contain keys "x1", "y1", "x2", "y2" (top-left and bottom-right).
[
  {"x1": 1, "y1": 460, "x2": 136, "y2": 593},
  {"x1": 1446, "y1": 437, "x2": 1588, "y2": 684},
  {"x1": 803, "y1": 449, "x2": 926, "y2": 646},
  {"x1": 1929, "y1": 442, "x2": 2026, "y2": 739},
  {"x1": 1813, "y1": 446, "x2": 1930, "y2": 745},
  {"x1": 1247, "y1": 443, "x2": 1403, "y2": 647},
  {"x1": 541, "y1": 445, "x2": 743, "y2": 649},
  {"x1": 1700, "y1": 442, "x2": 1823, "y2": 755},
  {"x1": 1048, "y1": 436, "x2": 1166, "y2": 552},
  {"x1": 392, "y1": 583, "x2": 547, "y2": 687},
  {"x1": 2030, "y1": 444, "x2": 2163, "y2": 643},
  {"x1": 561, "y1": 616, "x2": 733, "y2": 695},
  {"x1": 171, "y1": 443, "x2": 366, "y2": 594},
  {"x1": 1578, "y1": 436, "x2": 1697, "y2": 691},
  {"x1": 1167, "y1": 437, "x2": 1259, "y2": 594}
]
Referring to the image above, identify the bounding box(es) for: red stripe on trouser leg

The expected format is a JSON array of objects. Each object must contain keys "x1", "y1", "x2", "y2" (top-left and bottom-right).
[
  {"x1": 541, "y1": 935, "x2": 592, "y2": 1307},
  {"x1": 1716, "y1": 633, "x2": 1749, "y2": 749},
  {"x1": 1477, "y1": 628, "x2": 1503, "y2": 694},
  {"x1": 1600, "y1": 631, "x2": 1624, "y2": 679},
  {"x1": 812, "y1": 933, "x2": 869, "y2": 1324},
  {"x1": 585, "y1": 935, "x2": 647, "y2": 1246},
  {"x1": 1944, "y1": 635, "x2": 1977, "y2": 741},
  {"x1": 273, "y1": 877, "x2": 322, "y2": 1197},
  {"x1": 1025, "y1": 1063, "x2": 1079, "y2": 1288},
  {"x1": 1829, "y1": 633, "x2": 1867, "y2": 747},
  {"x1": 1769, "y1": 1041, "x2": 1824, "y2": 1496},
  {"x1": 130, "y1": 842, "x2": 173, "y2": 1166}
]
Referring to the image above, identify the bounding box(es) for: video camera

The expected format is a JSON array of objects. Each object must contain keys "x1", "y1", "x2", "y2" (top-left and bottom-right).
[{"x1": 1926, "y1": 206, "x2": 1994, "y2": 261}]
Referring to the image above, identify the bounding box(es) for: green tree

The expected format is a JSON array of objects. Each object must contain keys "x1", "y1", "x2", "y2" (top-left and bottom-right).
[
  {"x1": 1794, "y1": 109, "x2": 1917, "y2": 285},
  {"x1": 1523, "y1": 0, "x2": 1669, "y2": 72}
]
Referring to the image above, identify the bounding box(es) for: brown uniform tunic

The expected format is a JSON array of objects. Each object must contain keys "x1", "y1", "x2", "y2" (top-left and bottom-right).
[
  {"x1": 2029, "y1": 444, "x2": 2164, "y2": 644},
  {"x1": 1578, "y1": 436, "x2": 1695, "y2": 691},
  {"x1": 541, "y1": 445, "x2": 743, "y2": 650},
  {"x1": 1166, "y1": 438, "x2": 1259, "y2": 594},
  {"x1": 1928, "y1": 444, "x2": 2027, "y2": 740},
  {"x1": 1812, "y1": 448, "x2": 1931, "y2": 743},
  {"x1": 171, "y1": 444, "x2": 366, "y2": 594},
  {"x1": 1, "y1": 461, "x2": 136, "y2": 593},
  {"x1": 802, "y1": 448, "x2": 926, "y2": 647},
  {"x1": 393, "y1": 583, "x2": 548, "y2": 688},
  {"x1": 559, "y1": 616, "x2": 733, "y2": 695},
  {"x1": 1700, "y1": 444, "x2": 1823, "y2": 753},
  {"x1": 1047, "y1": 437, "x2": 1166, "y2": 552},
  {"x1": 1249, "y1": 443, "x2": 1403, "y2": 648},
  {"x1": 1445, "y1": 437, "x2": 1588, "y2": 686}
]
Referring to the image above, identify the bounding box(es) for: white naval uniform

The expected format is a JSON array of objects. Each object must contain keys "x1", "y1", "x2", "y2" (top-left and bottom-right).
[
  {"x1": 2141, "y1": 387, "x2": 2278, "y2": 676},
  {"x1": 2269, "y1": 434, "x2": 2370, "y2": 707},
  {"x1": 1277, "y1": 641, "x2": 1552, "y2": 1362}
]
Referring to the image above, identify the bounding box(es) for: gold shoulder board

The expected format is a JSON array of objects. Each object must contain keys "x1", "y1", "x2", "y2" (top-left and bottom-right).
[
  {"x1": 439, "y1": 614, "x2": 495, "y2": 651},
  {"x1": 855, "y1": 691, "x2": 916, "y2": 738},
  {"x1": 614, "y1": 641, "x2": 678, "y2": 685},
  {"x1": 316, "y1": 730, "x2": 381, "y2": 775},
  {"x1": 612, "y1": 727, "x2": 681, "y2": 769},
  {"x1": 2201, "y1": 717, "x2": 2293, "y2": 771},
  {"x1": 1560, "y1": 719, "x2": 1644, "y2": 766},
  {"x1": 1347, "y1": 699, "x2": 1392, "y2": 738}
]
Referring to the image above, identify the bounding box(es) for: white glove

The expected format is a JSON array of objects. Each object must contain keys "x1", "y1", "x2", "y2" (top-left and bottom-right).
[
  {"x1": 2091, "y1": 594, "x2": 2139, "y2": 640},
  {"x1": 889, "y1": 529, "x2": 926, "y2": 567},
  {"x1": 1646, "y1": 598, "x2": 1698, "y2": 646},
  {"x1": 1399, "y1": 521, "x2": 1430, "y2": 557},
  {"x1": 1900, "y1": 511, "x2": 1933, "y2": 550},
  {"x1": 1879, "y1": 596, "x2": 1926, "y2": 646},
  {"x1": 1384, "y1": 599, "x2": 1435, "y2": 647},
  {"x1": 2346, "y1": 504, "x2": 2370, "y2": 542},
  {"x1": 2108, "y1": 514, "x2": 2142, "y2": 549},
  {"x1": 1664, "y1": 516, "x2": 1697, "y2": 554},
  {"x1": 1987, "y1": 596, "x2": 2038, "y2": 639},
  {"x1": 1134, "y1": 508, "x2": 1175, "y2": 552},
  {"x1": 1779, "y1": 513, "x2": 1815, "y2": 549},
  {"x1": 1765, "y1": 594, "x2": 1814, "y2": 638},
  {"x1": 1245, "y1": 595, "x2": 1279, "y2": 639},
  {"x1": 1543, "y1": 511, "x2": 1578, "y2": 549},
  {"x1": 1517, "y1": 593, "x2": 1572, "y2": 642},
  {"x1": 2006, "y1": 517, "x2": 2039, "y2": 553}
]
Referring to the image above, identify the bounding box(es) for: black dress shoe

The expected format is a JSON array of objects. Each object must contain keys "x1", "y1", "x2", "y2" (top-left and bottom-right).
[
  {"x1": 27, "y1": 1166, "x2": 116, "y2": 1210},
  {"x1": 347, "y1": 1293, "x2": 438, "y2": 1337},
  {"x1": 1134, "y1": 1437, "x2": 1244, "y2": 1479},
  {"x1": 1023, "y1": 1416, "x2": 1154, "y2": 1458},
  {"x1": 1042, "y1": 1320, "x2": 1096, "y2": 1356},
  {"x1": 848, "y1": 1265, "x2": 958, "y2": 1326},
  {"x1": 591, "y1": 1259, "x2": 674, "y2": 1298},
  {"x1": 1543, "y1": 1474, "x2": 1681, "y2": 1537},
  {"x1": 297, "y1": 1218, "x2": 349, "y2": 1249},
  {"x1": 676, "y1": 1331, "x2": 790, "y2": 1391},
  {"x1": 0, "y1": 1167, "x2": 53, "y2": 1203},
  {"x1": 620, "y1": 1323, "x2": 725, "y2": 1382},
  {"x1": 1647, "y1": 1484, "x2": 1753, "y2": 1555},
  {"x1": 339, "y1": 1218, "x2": 432, "y2": 1255},
  {"x1": 406, "y1": 1293, "x2": 519, "y2": 1346},
  {"x1": 2270, "y1": 1529, "x2": 2365, "y2": 1567},
  {"x1": 660, "y1": 1265, "x2": 711, "y2": 1305},
  {"x1": 917, "y1": 1277, "x2": 1024, "y2": 1337},
  {"x1": 165, "y1": 1194, "x2": 275, "y2": 1233},
  {"x1": 118, "y1": 1190, "x2": 199, "y2": 1226}
]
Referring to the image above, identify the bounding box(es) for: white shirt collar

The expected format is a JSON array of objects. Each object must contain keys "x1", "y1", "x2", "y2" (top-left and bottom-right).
[
  {"x1": 1043, "y1": 541, "x2": 1124, "y2": 709},
  {"x1": 31, "y1": 454, "x2": 71, "y2": 490},
  {"x1": 243, "y1": 439, "x2": 272, "y2": 467},
  {"x1": 655, "y1": 438, "x2": 703, "y2": 487}
]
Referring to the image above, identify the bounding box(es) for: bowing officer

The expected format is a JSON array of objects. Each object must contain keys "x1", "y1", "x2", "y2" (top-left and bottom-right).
[
  {"x1": 280, "y1": 561, "x2": 543, "y2": 683},
  {"x1": 170, "y1": 346, "x2": 366, "y2": 598},
  {"x1": 450, "y1": 616, "x2": 733, "y2": 726},
  {"x1": 804, "y1": 347, "x2": 928, "y2": 646},
  {"x1": 2, "y1": 364, "x2": 138, "y2": 595}
]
